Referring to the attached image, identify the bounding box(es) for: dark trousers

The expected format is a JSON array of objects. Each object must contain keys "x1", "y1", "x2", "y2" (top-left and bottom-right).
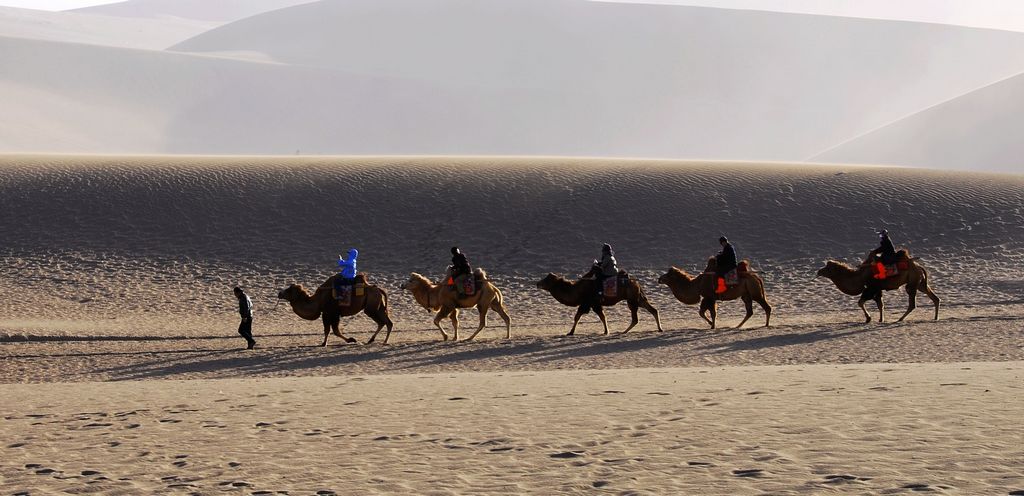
[{"x1": 238, "y1": 318, "x2": 254, "y2": 347}]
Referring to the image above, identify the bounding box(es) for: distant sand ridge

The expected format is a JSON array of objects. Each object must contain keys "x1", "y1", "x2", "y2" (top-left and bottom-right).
[{"x1": 2, "y1": 0, "x2": 1024, "y2": 171}]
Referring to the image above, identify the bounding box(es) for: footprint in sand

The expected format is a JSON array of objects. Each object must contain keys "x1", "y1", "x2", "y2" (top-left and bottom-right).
[
  {"x1": 688, "y1": 461, "x2": 714, "y2": 467},
  {"x1": 823, "y1": 474, "x2": 870, "y2": 484},
  {"x1": 1008, "y1": 490, "x2": 1024, "y2": 495},
  {"x1": 732, "y1": 469, "x2": 766, "y2": 478},
  {"x1": 902, "y1": 483, "x2": 934, "y2": 491},
  {"x1": 550, "y1": 451, "x2": 585, "y2": 459},
  {"x1": 81, "y1": 470, "x2": 101, "y2": 476}
]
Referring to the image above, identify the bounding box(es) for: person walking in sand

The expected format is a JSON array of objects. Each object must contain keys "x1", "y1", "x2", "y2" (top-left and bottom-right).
[{"x1": 233, "y1": 286, "x2": 255, "y2": 350}]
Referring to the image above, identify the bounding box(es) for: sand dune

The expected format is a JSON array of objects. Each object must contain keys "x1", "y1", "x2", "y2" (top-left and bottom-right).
[
  {"x1": 0, "y1": 6, "x2": 213, "y2": 49},
  {"x1": 3, "y1": 1, "x2": 1024, "y2": 169},
  {"x1": 811, "y1": 71, "x2": 1024, "y2": 173},
  {"x1": 0, "y1": 155, "x2": 1021, "y2": 343},
  {"x1": 73, "y1": 0, "x2": 318, "y2": 23},
  {"x1": 167, "y1": 0, "x2": 1024, "y2": 163}
]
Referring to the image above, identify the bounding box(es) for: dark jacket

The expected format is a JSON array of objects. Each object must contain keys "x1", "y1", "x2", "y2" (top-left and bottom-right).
[
  {"x1": 599, "y1": 251, "x2": 618, "y2": 277},
  {"x1": 237, "y1": 293, "x2": 253, "y2": 320},
  {"x1": 716, "y1": 243, "x2": 738, "y2": 274},
  {"x1": 873, "y1": 235, "x2": 897, "y2": 263},
  {"x1": 451, "y1": 252, "x2": 471, "y2": 276}
]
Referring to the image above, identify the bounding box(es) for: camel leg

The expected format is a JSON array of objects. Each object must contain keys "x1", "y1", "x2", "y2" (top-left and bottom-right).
[
  {"x1": 857, "y1": 297, "x2": 871, "y2": 323},
  {"x1": 876, "y1": 294, "x2": 885, "y2": 323},
  {"x1": 493, "y1": 300, "x2": 512, "y2": 339},
  {"x1": 698, "y1": 298, "x2": 714, "y2": 328},
  {"x1": 465, "y1": 303, "x2": 490, "y2": 341},
  {"x1": 320, "y1": 315, "x2": 332, "y2": 346},
  {"x1": 736, "y1": 295, "x2": 753, "y2": 329},
  {"x1": 433, "y1": 308, "x2": 452, "y2": 341},
  {"x1": 364, "y1": 305, "x2": 392, "y2": 345},
  {"x1": 922, "y1": 282, "x2": 940, "y2": 320},
  {"x1": 757, "y1": 297, "x2": 773, "y2": 327},
  {"x1": 622, "y1": 300, "x2": 640, "y2": 334},
  {"x1": 451, "y1": 309, "x2": 461, "y2": 342},
  {"x1": 898, "y1": 284, "x2": 918, "y2": 322},
  {"x1": 704, "y1": 298, "x2": 718, "y2": 329},
  {"x1": 595, "y1": 305, "x2": 610, "y2": 335},
  {"x1": 567, "y1": 306, "x2": 589, "y2": 336},
  {"x1": 332, "y1": 319, "x2": 358, "y2": 344},
  {"x1": 640, "y1": 295, "x2": 662, "y2": 332}
]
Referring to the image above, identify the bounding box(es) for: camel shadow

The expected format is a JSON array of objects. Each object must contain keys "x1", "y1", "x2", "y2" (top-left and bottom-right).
[{"x1": 695, "y1": 322, "x2": 876, "y2": 355}]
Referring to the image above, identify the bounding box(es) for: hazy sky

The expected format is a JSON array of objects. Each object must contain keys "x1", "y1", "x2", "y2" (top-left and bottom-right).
[
  {"x1": 3, "y1": 0, "x2": 1024, "y2": 33},
  {"x1": 0, "y1": 0, "x2": 119, "y2": 10}
]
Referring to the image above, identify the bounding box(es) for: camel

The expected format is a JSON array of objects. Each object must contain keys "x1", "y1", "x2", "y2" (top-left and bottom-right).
[
  {"x1": 399, "y1": 269, "x2": 511, "y2": 341},
  {"x1": 536, "y1": 267, "x2": 662, "y2": 335},
  {"x1": 816, "y1": 258, "x2": 940, "y2": 323},
  {"x1": 658, "y1": 259, "x2": 772, "y2": 329},
  {"x1": 277, "y1": 274, "x2": 394, "y2": 346}
]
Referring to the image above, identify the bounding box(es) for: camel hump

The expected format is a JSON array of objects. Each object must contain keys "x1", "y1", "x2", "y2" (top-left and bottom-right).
[{"x1": 473, "y1": 267, "x2": 488, "y2": 280}]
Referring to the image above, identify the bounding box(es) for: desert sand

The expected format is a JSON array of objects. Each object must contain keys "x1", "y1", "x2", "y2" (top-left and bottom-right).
[
  {"x1": 1, "y1": 155, "x2": 1022, "y2": 494},
  {"x1": 2, "y1": 364, "x2": 1022, "y2": 494}
]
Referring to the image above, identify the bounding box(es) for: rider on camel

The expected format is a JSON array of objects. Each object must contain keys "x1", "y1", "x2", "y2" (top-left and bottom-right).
[{"x1": 715, "y1": 236, "x2": 737, "y2": 294}]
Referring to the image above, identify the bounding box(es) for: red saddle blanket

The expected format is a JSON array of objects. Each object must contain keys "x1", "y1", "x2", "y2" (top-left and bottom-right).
[
  {"x1": 448, "y1": 273, "x2": 480, "y2": 296},
  {"x1": 874, "y1": 260, "x2": 909, "y2": 280}
]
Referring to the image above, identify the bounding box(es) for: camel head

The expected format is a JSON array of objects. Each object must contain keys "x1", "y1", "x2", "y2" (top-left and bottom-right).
[
  {"x1": 816, "y1": 260, "x2": 851, "y2": 279},
  {"x1": 658, "y1": 266, "x2": 690, "y2": 285},
  {"x1": 537, "y1": 273, "x2": 561, "y2": 291},
  {"x1": 400, "y1": 272, "x2": 432, "y2": 291},
  {"x1": 277, "y1": 284, "x2": 309, "y2": 302}
]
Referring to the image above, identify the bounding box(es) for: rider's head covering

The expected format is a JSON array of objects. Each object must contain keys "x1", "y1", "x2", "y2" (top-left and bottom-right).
[
  {"x1": 348, "y1": 248, "x2": 358, "y2": 259},
  {"x1": 877, "y1": 229, "x2": 888, "y2": 237},
  {"x1": 601, "y1": 243, "x2": 612, "y2": 253},
  {"x1": 451, "y1": 246, "x2": 460, "y2": 255},
  {"x1": 719, "y1": 236, "x2": 728, "y2": 244},
  {"x1": 233, "y1": 286, "x2": 242, "y2": 294}
]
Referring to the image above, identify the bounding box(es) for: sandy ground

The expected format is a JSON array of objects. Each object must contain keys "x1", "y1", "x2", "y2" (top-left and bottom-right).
[
  {"x1": 2, "y1": 363, "x2": 1023, "y2": 495},
  {"x1": 1, "y1": 156, "x2": 1022, "y2": 494}
]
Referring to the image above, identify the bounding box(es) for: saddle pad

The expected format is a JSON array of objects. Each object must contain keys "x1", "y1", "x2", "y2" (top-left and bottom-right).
[
  {"x1": 462, "y1": 276, "x2": 476, "y2": 296},
  {"x1": 603, "y1": 277, "x2": 618, "y2": 298},
  {"x1": 725, "y1": 268, "x2": 739, "y2": 287},
  {"x1": 332, "y1": 285, "x2": 352, "y2": 306}
]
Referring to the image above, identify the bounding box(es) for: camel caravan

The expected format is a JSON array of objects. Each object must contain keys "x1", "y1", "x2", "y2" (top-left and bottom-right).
[{"x1": 269, "y1": 232, "x2": 939, "y2": 346}]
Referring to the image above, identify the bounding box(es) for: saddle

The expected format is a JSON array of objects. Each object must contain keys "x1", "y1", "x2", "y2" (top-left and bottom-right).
[
  {"x1": 448, "y1": 270, "x2": 483, "y2": 297},
  {"x1": 332, "y1": 274, "x2": 367, "y2": 306},
  {"x1": 872, "y1": 250, "x2": 911, "y2": 280},
  {"x1": 602, "y1": 271, "x2": 630, "y2": 298}
]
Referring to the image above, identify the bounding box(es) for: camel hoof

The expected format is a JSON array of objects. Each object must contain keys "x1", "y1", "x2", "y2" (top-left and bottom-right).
[{"x1": 346, "y1": 337, "x2": 358, "y2": 344}]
